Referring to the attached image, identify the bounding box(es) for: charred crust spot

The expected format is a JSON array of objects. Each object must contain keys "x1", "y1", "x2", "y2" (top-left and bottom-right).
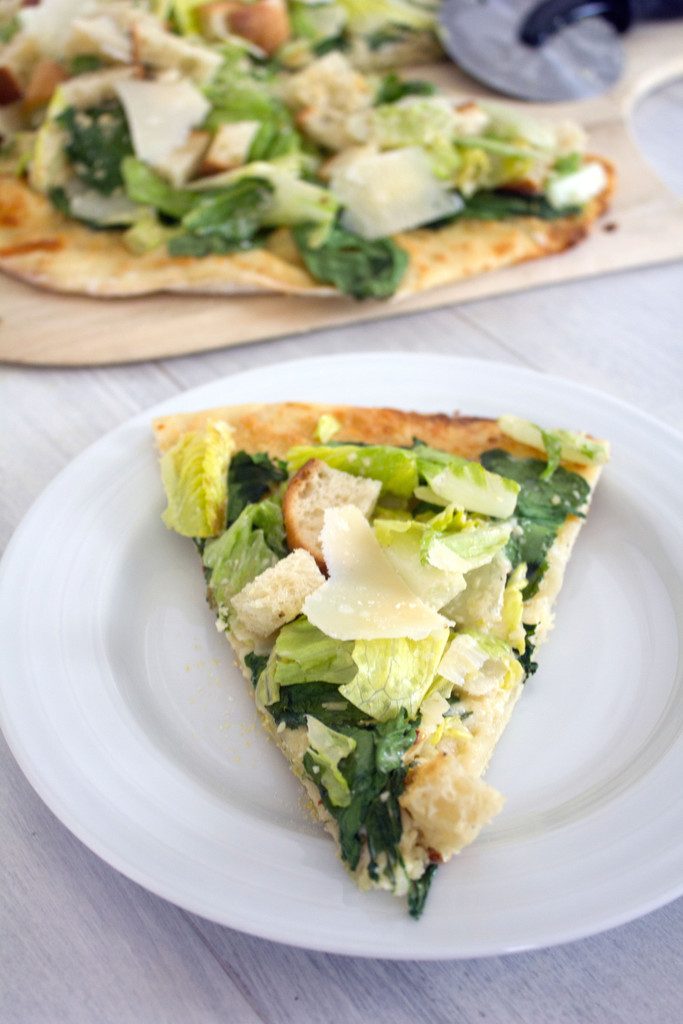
[{"x1": 0, "y1": 238, "x2": 64, "y2": 257}]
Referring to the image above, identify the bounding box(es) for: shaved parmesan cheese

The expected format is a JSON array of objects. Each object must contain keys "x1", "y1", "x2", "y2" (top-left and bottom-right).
[
  {"x1": 303, "y1": 505, "x2": 451, "y2": 641},
  {"x1": 66, "y1": 14, "x2": 133, "y2": 64},
  {"x1": 332, "y1": 146, "x2": 462, "y2": 240},
  {"x1": 20, "y1": 0, "x2": 99, "y2": 59},
  {"x1": 114, "y1": 79, "x2": 209, "y2": 168}
]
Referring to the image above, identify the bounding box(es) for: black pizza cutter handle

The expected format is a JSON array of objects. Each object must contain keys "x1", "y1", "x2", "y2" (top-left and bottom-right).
[{"x1": 520, "y1": 0, "x2": 683, "y2": 45}]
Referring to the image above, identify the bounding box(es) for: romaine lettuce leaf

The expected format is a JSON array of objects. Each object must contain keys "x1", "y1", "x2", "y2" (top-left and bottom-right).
[
  {"x1": 202, "y1": 498, "x2": 286, "y2": 612},
  {"x1": 340, "y1": 629, "x2": 449, "y2": 721},
  {"x1": 415, "y1": 447, "x2": 519, "y2": 518},
  {"x1": 304, "y1": 716, "x2": 357, "y2": 807},
  {"x1": 438, "y1": 631, "x2": 523, "y2": 696},
  {"x1": 286, "y1": 442, "x2": 418, "y2": 497},
  {"x1": 160, "y1": 421, "x2": 234, "y2": 537},
  {"x1": 497, "y1": 415, "x2": 610, "y2": 472},
  {"x1": 271, "y1": 617, "x2": 357, "y2": 688},
  {"x1": 421, "y1": 515, "x2": 512, "y2": 574}
]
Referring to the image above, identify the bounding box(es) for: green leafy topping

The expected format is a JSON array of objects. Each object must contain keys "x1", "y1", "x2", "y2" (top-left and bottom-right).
[
  {"x1": 539, "y1": 428, "x2": 562, "y2": 480},
  {"x1": 202, "y1": 499, "x2": 286, "y2": 611},
  {"x1": 315, "y1": 709, "x2": 417, "y2": 884},
  {"x1": 257, "y1": 618, "x2": 357, "y2": 707},
  {"x1": 407, "y1": 863, "x2": 437, "y2": 919},
  {"x1": 375, "y1": 72, "x2": 436, "y2": 105},
  {"x1": 244, "y1": 652, "x2": 269, "y2": 686},
  {"x1": 293, "y1": 224, "x2": 409, "y2": 300},
  {"x1": 170, "y1": 177, "x2": 274, "y2": 256},
  {"x1": 554, "y1": 152, "x2": 582, "y2": 174},
  {"x1": 304, "y1": 716, "x2": 357, "y2": 807},
  {"x1": 481, "y1": 450, "x2": 590, "y2": 522},
  {"x1": 340, "y1": 631, "x2": 449, "y2": 722},
  {"x1": 160, "y1": 421, "x2": 234, "y2": 538},
  {"x1": 0, "y1": 15, "x2": 19, "y2": 44},
  {"x1": 456, "y1": 190, "x2": 580, "y2": 222},
  {"x1": 518, "y1": 624, "x2": 539, "y2": 679},
  {"x1": 58, "y1": 103, "x2": 133, "y2": 195},
  {"x1": 122, "y1": 157, "x2": 196, "y2": 219},
  {"x1": 286, "y1": 442, "x2": 418, "y2": 497},
  {"x1": 268, "y1": 681, "x2": 368, "y2": 729},
  {"x1": 480, "y1": 449, "x2": 590, "y2": 572},
  {"x1": 227, "y1": 450, "x2": 288, "y2": 525},
  {"x1": 68, "y1": 54, "x2": 105, "y2": 76}
]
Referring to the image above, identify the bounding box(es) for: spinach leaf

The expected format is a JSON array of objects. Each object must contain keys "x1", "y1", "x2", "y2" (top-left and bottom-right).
[
  {"x1": 518, "y1": 624, "x2": 539, "y2": 679},
  {"x1": 481, "y1": 450, "x2": 590, "y2": 523},
  {"x1": 408, "y1": 863, "x2": 438, "y2": 919},
  {"x1": 375, "y1": 710, "x2": 417, "y2": 773},
  {"x1": 58, "y1": 102, "x2": 133, "y2": 195},
  {"x1": 294, "y1": 225, "x2": 408, "y2": 299},
  {"x1": 269, "y1": 682, "x2": 368, "y2": 729},
  {"x1": 227, "y1": 451, "x2": 288, "y2": 525},
  {"x1": 375, "y1": 72, "x2": 436, "y2": 105},
  {"x1": 481, "y1": 449, "x2": 590, "y2": 574},
  {"x1": 245, "y1": 652, "x2": 269, "y2": 686},
  {"x1": 457, "y1": 190, "x2": 580, "y2": 222}
]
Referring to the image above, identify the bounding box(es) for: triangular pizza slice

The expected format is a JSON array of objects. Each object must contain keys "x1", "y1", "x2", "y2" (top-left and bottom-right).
[{"x1": 153, "y1": 402, "x2": 608, "y2": 916}]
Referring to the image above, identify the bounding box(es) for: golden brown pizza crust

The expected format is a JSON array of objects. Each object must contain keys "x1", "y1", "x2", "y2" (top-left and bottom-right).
[
  {"x1": 152, "y1": 399, "x2": 600, "y2": 481},
  {"x1": 0, "y1": 157, "x2": 614, "y2": 299}
]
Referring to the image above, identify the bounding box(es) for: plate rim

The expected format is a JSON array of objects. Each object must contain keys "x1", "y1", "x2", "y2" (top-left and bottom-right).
[{"x1": 2, "y1": 351, "x2": 683, "y2": 960}]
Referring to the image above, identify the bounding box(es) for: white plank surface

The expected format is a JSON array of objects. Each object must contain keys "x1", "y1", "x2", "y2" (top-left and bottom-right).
[{"x1": 1, "y1": 80, "x2": 682, "y2": 1024}]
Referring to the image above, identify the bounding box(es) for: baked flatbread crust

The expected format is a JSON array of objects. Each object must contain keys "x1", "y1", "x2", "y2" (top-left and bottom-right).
[{"x1": 1, "y1": 158, "x2": 614, "y2": 298}]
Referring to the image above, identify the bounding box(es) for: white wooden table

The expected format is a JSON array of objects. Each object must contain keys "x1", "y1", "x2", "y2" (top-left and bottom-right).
[{"x1": 2, "y1": 82, "x2": 682, "y2": 1024}]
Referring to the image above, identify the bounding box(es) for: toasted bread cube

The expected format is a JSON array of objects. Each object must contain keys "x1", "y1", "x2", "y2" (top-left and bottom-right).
[
  {"x1": 400, "y1": 754, "x2": 504, "y2": 860},
  {"x1": 283, "y1": 459, "x2": 381, "y2": 570},
  {"x1": 201, "y1": 120, "x2": 259, "y2": 174},
  {"x1": 22, "y1": 59, "x2": 67, "y2": 112},
  {"x1": 156, "y1": 130, "x2": 210, "y2": 187},
  {"x1": 231, "y1": 549, "x2": 324, "y2": 639},
  {"x1": 200, "y1": 1, "x2": 290, "y2": 56}
]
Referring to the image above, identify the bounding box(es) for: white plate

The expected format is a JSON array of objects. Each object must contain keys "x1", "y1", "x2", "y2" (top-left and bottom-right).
[{"x1": 1, "y1": 353, "x2": 682, "y2": 959}]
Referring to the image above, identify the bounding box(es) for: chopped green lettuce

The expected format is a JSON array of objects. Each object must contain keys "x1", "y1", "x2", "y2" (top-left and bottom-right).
[
  {"x1": 160, "y1": 421, "x2": 234, "y2": 537},
  {"x1": 414, "y1": 446, "x2": 519, "y2": 518},
  {"x1": 314, "y1": 414, "x2": 341, "y2": 444},
  {"x1": 122, "y1": 157, "x2": 196, "y2": 218},
  {"x1": 441, "y1": 552, "x2": 509, "y2": 630},
  {"x1": 438, "y1": 631, "x2": 523, "y2": 695},
  {"x1": 375, "y1": 72, "x2": 436, "y2": 105},
  {"x1": 371, "y1": 97, "x2": 460, "y2": 178},
  {"x1": 305, "y1": 716, "x2": 357, "y2": 807},
  {"x1": 202, "y1": 498, "x2": 286, "y2": 611},
  {"x1": 340, "y1": 629, "x2": 449, "y2": 721},
  {"x1": 171, "y1": 176, "x2": 274, "y2": 255},
  {"x1": 421, "y1": 514, "x2": 512, "y2": 574},
  {"x1": 497, "y1": 415, "x2": 610, "y2": 471},
  {"x1": 287, "y1": 442, "x2": 418, "y2": 497}
]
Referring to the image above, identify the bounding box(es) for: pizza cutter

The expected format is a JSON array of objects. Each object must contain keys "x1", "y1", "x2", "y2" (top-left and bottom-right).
[{"x1": 439, "y1": 0, "x2": 683, "y2": 101}]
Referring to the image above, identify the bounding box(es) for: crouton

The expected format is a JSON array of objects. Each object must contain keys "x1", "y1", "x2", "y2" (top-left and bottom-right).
[
  {"x1": 201, "y1": 120, "x2": 259, "y2": 175},
  {"x1": 400, "y1": 754, "x2": 504, "y2": 859},
  {"x1": 283, "y1": 459, "x2": 381, "y2": 569},
  {"x1": 200, "y1": 1, "x2": 290, "y2": 56},
  {"x1": 230, "y1": 549, "x2": 324, "y2": 639},
  {"x1": 22, "y1": 59, "x2": 66, "y2": 113},
  {"x1": 281, "y1": 52, "x2": 374, "y2": 151},
  {"x1": 156, "y1": 130, "x2": 210, "y2": 187}
]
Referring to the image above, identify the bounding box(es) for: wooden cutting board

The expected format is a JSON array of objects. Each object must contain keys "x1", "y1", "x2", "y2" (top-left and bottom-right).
[{"x1": 1, "y1": 23, "x2": 682, "y2": 366}]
